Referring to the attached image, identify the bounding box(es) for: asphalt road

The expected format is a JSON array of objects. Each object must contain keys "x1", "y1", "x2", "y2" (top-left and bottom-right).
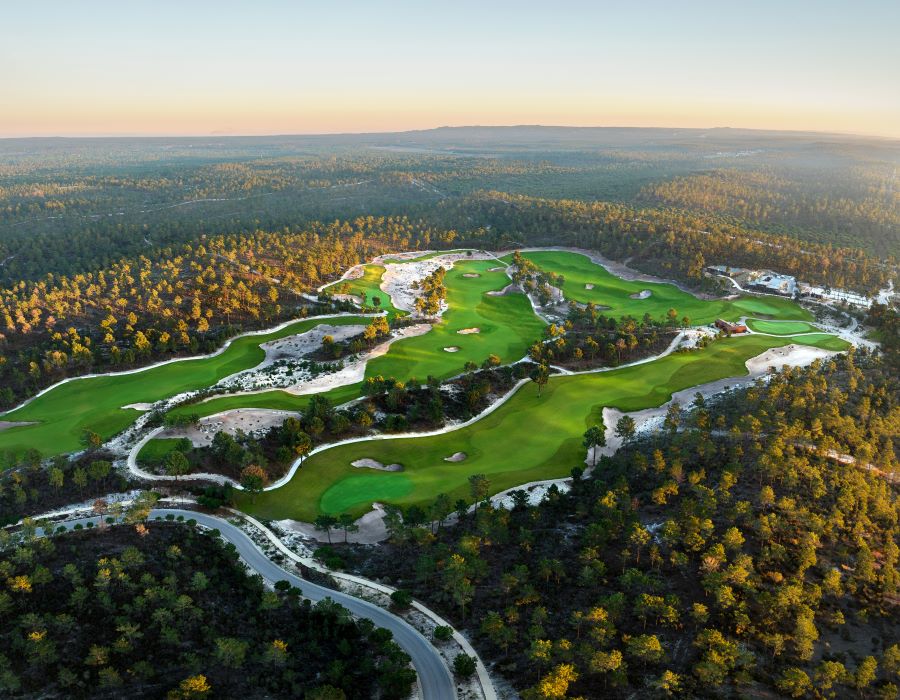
[{"x1": 47, "y1": 508, "x2": 457, "y2": 700}]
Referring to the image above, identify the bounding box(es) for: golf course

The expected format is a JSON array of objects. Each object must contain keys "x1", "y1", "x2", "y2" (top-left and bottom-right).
[
  {"x1": 745, "y1": 318, "x2": 819, "y2": 335},
  {"x1": 0, "y1": 315, "x2": 369, "y2": 459},
  {"x1": 507, "y1": 251, "x2": 813, "y2": 324},
  {"x1": 322, "y1": 264, "x2": 406, "y2": 318},
  {"x1": 240, "y1": 331, "x2": 848, "y2": 521}
]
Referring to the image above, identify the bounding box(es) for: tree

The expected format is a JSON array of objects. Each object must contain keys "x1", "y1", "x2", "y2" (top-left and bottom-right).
[
  {"x1": 168, "y1": 675, "x2": 212, "y2": 699},
  {"x1": 314, "y1": 515, "x2": 338, "y2": 544},
  {"x1": 530, "y1": 363, "x2": 549, "y2": 397},
  {"x1": 337, "y1": 513, "x2": 359, "y2": 543},
  {"x1": 776, "y1": 668, "x2": 812, "y2": 697},
  {"x1": 614, "y1": 415, "x2": 636, "y2": 442},
  {"x1": 468, "y1": 473, "x2": 490, "y2": 510},
  {"x1": 452, "y1": 653, "x2": 477, "y2": 678},
  {"x1": 165, "y1": 450, "x2": 191, "y2": 482},
  {"x1": 239, "y1": 465, "x2": 268, "y2": 502},
  {"x1": 81, "y1": 429, "x2": 102, "y2": 450},
  {"x1": 583, "y1": 425, "x2": 605, "y2": 466}
]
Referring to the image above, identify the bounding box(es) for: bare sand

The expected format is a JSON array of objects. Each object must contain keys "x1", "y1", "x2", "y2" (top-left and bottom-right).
[
  {"x1": 351, "y1": 458, "x2": 403, "y2": 471},
  {"x1": 486, "y1": 283, "x2": 520, "y2": 297},
  {"x1": 444, "y1": 452, "x2": 467, "y2": 462},
  {"x1": 0, "y1": 420, "x2": 35, "y2": 433},
  {"x1": 630, "y1": 290, "x2": 652, "y2": 299},
  {"x1": 457, "y1": 327, "x2": 480, "y2": 335},
  {"x1": 462, "y1": 273, "x2": 481, "y2": 278},
  {"x1": 443, "y1": 346, "x2": 461, "y2": 352},
  {"x1": 585, "y1": 283, "x2": 595, "y2": 290},
  {"x1": 161, "y1": 408, "x2": 300, "y2": 447}
]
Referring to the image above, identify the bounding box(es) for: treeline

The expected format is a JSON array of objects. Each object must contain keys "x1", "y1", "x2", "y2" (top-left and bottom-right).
[
  {"x1": 0, "y1": 217, "x2": 455, "y2": 410},
  {"x1": 347, "y1": 350, "x2": 899, "y2": 698},
  {"x1": 433, "y1": 191, "x2": 894, "y2": 294},
  {"x1": 641, "y1": 167, "x2": 900, "y2": 258},
  {"x1": 0, "y1": 521, "x2": 416, "y2": 698}
]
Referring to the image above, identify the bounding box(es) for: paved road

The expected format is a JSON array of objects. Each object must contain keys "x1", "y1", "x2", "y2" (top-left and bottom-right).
[{"x1": 46, "y1": 509, "x2": 456, "y2": 700}]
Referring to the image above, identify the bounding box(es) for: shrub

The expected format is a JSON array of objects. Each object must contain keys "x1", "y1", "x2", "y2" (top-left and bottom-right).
[
  {"x1": 390, "y1": 589, "x2": 413, "y2": 609},
  {"x1": 453, "y1": 653, "x2": 477, "y2": 678},
  {"x1": 433, "y1": 625, "x2": 453, "y2": 642}
]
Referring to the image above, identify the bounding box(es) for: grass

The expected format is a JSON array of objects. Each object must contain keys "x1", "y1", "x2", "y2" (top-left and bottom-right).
[
  {"x1": 172, "y1": 259, "x2": 545, "y2": 420},
  {"x1": 507, "y1": 251, "x2": 812, "y2": 325},
  {"x1": 136, "y1": 438, "x2": 182, "y2": 466},
  {"x1": 0, "y1": 315, "x2": 368, "y2": 460},
  {"x1": 321, "y1": 265, "x2": 405, "y2": 318},
  {"x1": 240, "y1": 332, "x2": 849, "y2": 521},
  {"x1": 746, "y1": 318, "x2": 818, "y2": 335}
]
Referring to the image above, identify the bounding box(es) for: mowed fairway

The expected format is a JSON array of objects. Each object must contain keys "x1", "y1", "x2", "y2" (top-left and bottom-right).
[
  {"x1": 240, "y1": 332, "x2": 849, "y2": 521},
  {"x1": 321, "y1": 265, "x2": 405, "y2": 318},
  {"x1": 173, "y1": 260, "x2": 545, "y2": 420},
  {"x1": 746, "y1": 318, "x2": 818, "y2": 335},
  {"x1": 509, "y1": 251, "x2": 812, "y2": 325},
  {"x1": 0, "y1": 316, "x2": 368, "y2": 460}
]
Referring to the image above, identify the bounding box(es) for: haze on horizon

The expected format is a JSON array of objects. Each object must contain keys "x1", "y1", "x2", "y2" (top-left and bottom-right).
[{"x1": 1, "y1": 0, "x2": 898, "y2": 139}]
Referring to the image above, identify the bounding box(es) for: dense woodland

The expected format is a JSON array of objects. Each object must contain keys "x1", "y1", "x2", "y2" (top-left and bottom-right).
[
  {"x1": 347, "y1": 349, "x2": 900, "y2": 698},
  {"x1": 0, "y1": 521, "x2": 415, "y2": 698}
]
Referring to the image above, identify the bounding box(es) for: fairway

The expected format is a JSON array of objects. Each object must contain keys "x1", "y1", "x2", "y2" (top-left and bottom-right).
[
  {"x1": 746, "y1": 318, "x2": 818, "y2": 335},
  {"x1": 0, "y1": 315, "x2": 369, "y2": 460},
  {"x1": 170, "y1": 259, "x2": 545, "y2": 420},
  {"x1": 322, "y1": 264, "x2": 405, "y2": 318},
  {"x1": 240, "y1": 332, "x2": 849, "y2": 521},
  {"x1": 508, "y1": 251, "x2": 812, "y2": 325}
]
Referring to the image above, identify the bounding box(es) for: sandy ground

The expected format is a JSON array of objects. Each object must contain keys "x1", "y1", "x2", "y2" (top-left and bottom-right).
[
  {"x1": 443, "y1": 346, "x2": 461, "y2": 352},
  {"x1": 444, "y1": 452, "x2": 467, "y2": 462},
  {"x1": 457, "y1": 328, "x2": 480, "y2": 335},
  {"x1": 462, "y1": 273, "x2": 481, "y2": 278},
  {"x1": 121, "y1": 402, "x2": 154, "y2": 411},
  {"x1": 486, "y1": 282, "x2": 520, "y2": 297},
  {"x1": 277, "y1": 503, "x2": 389, "y2": 544},
  {"x1": 585, "y1": 283, "x2": 595, "y2": 290},
  {"x1": 161, "y1": 408, "x2": 300, "y2": 447},
  {"x1": 351, "y1": 458, "x2": 403, "y2": 471},
  {"x1": 630, "y1": 290, "x2": 652, "y2": 299},
  {"x1": 284, "y1": 323, "x2": 432, "y2": 396},
  {"x1": 0, "y1": 420, "x2": 36, "y2": 432}
]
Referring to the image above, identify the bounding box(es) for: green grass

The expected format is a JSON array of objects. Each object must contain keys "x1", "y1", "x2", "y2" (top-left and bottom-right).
[
  {"x1": 321, "y1": 265, "x2": 405, "y2": 318},
  {"x1": 507, "y1": 251, "x2": 812, "y2": 325},
  {"x1": 240, "y1": 332, "x2": 849, "y2": 521},
  {"x1": 169, "y1": 260, "x2": 544, "y2": 420},
  {"x1": 0, "y1": 315, "x2": 368, "y2": 460},
  {"x1": 746, "y1": 318, "x2": 818, "y2": 335},
  {"x1": 136, "y1": 438, "x2": 183, "y2": 466}
]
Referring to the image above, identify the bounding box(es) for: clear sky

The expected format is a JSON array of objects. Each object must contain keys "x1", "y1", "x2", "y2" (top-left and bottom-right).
[{"x1": 1, "y1": 0, "x2": 897, "y2": 138}]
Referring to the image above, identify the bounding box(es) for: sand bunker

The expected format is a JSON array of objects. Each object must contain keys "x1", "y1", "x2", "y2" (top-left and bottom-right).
[
  {"x1": 457, "y1": 327, "x2": 480, "y2": 335},
  {"x1": 585, "y1": 283, "x2": 595, "y2": 290},
  {"x1": 630, "y1": 290, "x2": 652, "y2": 299},
  {"x1": 488, "y1": 266, "x2": 506, "y2": 272},
  {"x1": 487, "y1": 283, "x2": 520, "y2": 297},
  {"x1": 0, "y1": 420, "x2": 36, "y2": 433},
  {"x1": 462, "y1": 273, "x2": 481, "y2": 278},
  {"x1": 444, "y1": 346, "x2": 461, "y2": 352},
  {"x1": 444, "y1": 452, "x2": 467, "y2": 462},
  {"x1": 351, "y1": 458, "x2": 403, "y2": 472}
]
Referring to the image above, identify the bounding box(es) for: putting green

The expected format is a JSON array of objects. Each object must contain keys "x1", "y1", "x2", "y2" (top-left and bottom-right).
[
  {"x1": 169, "y1": 259, "x2": 545, "y2": 420},
  {"x1": 321, "y1": 265, "x2": 405, "y2": 318},
  {"x1": 507, "y1": 251, "x2": 812, "y2": 325},
  {"x1": 746, "y1": 318, "x2": 818, "y2": 335},
  {"x1": 240, "y1": 332, "x2": 849, "y2": 521},
  {"x1": 0, "y1": 315, "x2": 368, "y2": 461}
]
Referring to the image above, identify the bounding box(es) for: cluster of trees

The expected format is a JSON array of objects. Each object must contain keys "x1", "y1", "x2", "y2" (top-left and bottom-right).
[
  {"x1": 346, "y1": 350, "x2": 899, "y2": 698},
  {"x1": 0, "y1": 520, "x2": 416, "y2": 698},
  {"x1": 510, "y1": 251, "x2": 566, "y2": 306},
  {"x1": 412, "y1": 266, "x2": 447, "y2": 316},
  {"x1": 433, "y1": 191, "x2": 894, "y2": 295},
  {"x1": 0, "y1": 217, "x2": 440, "y2": 409},
  {"x1": 528, "y1": 304, "x2": 678, "y2": 370},
  {"x1": 0, "y1": 450, "x2": 129, "y2": 526},
  {"x1": 641, "y1": 167, "x2": 900, "y2": 258}
]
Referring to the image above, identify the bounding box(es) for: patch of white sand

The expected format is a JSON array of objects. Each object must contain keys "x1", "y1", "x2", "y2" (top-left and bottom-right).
[
  {"x1": 457, "y1": 327, "x2": 480, "y2": 335},
  {"x1": 444, "y1": 452, "x2": 467, "y2": 462},
  {"x1": 444, "y1": 346, "x2": 461, "y2": 352},
  {"x1": 121, "y1": 402, "x2": 154, "y2": 411},
  {"x1": 161, "y1": 408, "x2": 300, "y2": 447},
  {"x1": 352, "y1": 458, "x2": 403, "y2": 472},
  {"x1": 585, "y1": 283, "x2": 595, "y2": 290},
  {"x1": 486, "y1": 283, "x2": 520, "y2": 297},
  {"x1": 462, "y1": 273, "x2": 481, "y2": 278},
  {"x1": 630, "y1": 290, "x2": 652, "y2": 299}
]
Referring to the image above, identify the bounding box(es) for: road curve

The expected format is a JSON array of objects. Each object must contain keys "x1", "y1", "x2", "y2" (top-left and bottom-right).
[{"x1": 46, "y1": 508, "x2": 456, "y2": 700}]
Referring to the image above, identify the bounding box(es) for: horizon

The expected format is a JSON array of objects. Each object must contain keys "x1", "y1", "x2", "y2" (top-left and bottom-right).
[{"x1": 2, "y1": 0, "x2": 898, "y2": 139}]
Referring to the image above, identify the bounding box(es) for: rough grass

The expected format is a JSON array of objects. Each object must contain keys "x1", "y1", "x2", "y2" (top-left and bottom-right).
[
  {"x1": 508, "y1": 251, "x2": 812, "y2": 325},
  {"x1": 0, "y1": 316, "x2": 368, "y2": 460},
  {"x1": 240, "y1": 333, "x2": 848, "y2": 521},
  {"x1": 136, "y1": 438, "x2": 182, "y2": 466}
]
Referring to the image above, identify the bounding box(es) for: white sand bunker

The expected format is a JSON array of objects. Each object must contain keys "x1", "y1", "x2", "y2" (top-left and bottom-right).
[
  {"x1": 457, "y1": 327, "x2": 480, "y2": 335},
  {"x1": 444, "y1": 346, "x2": 461, "y2": 352},
  {"x1": 462, "y1": 273, "x2": 481, "y2": 278},
  {"x1": 487, "y1": 283, "x2": 520, "y2": 297},
  {"x1": 585, "y1": 283, "x2": 595, "y2": 290},
  {"x1": 352, "y1": 458, "x2": 403, "y2": 472},
  {"x1": 630, "y1": 290, "x2": 652, "y2": 299},
  {"x1": 444, "y1": 452, "x2": 467, "y2": 462},
  {"x1": 488, "y1": 266, "x2": 506, "y2": 272}
]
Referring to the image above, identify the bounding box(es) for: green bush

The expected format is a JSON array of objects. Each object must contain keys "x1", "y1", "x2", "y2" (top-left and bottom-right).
[{"x1": 453, "y1": 653, "x2": 477, "y2": 678}]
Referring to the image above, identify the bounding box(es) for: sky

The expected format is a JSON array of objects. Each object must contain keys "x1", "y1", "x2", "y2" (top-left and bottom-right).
[{"x1": 1, "y1": 0, "x2": 898, "y2": 138}]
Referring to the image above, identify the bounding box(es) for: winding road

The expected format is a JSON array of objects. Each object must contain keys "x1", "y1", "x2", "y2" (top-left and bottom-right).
[{"x1": 45, "y1": 508, "x2": 456, "y2": 700}]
